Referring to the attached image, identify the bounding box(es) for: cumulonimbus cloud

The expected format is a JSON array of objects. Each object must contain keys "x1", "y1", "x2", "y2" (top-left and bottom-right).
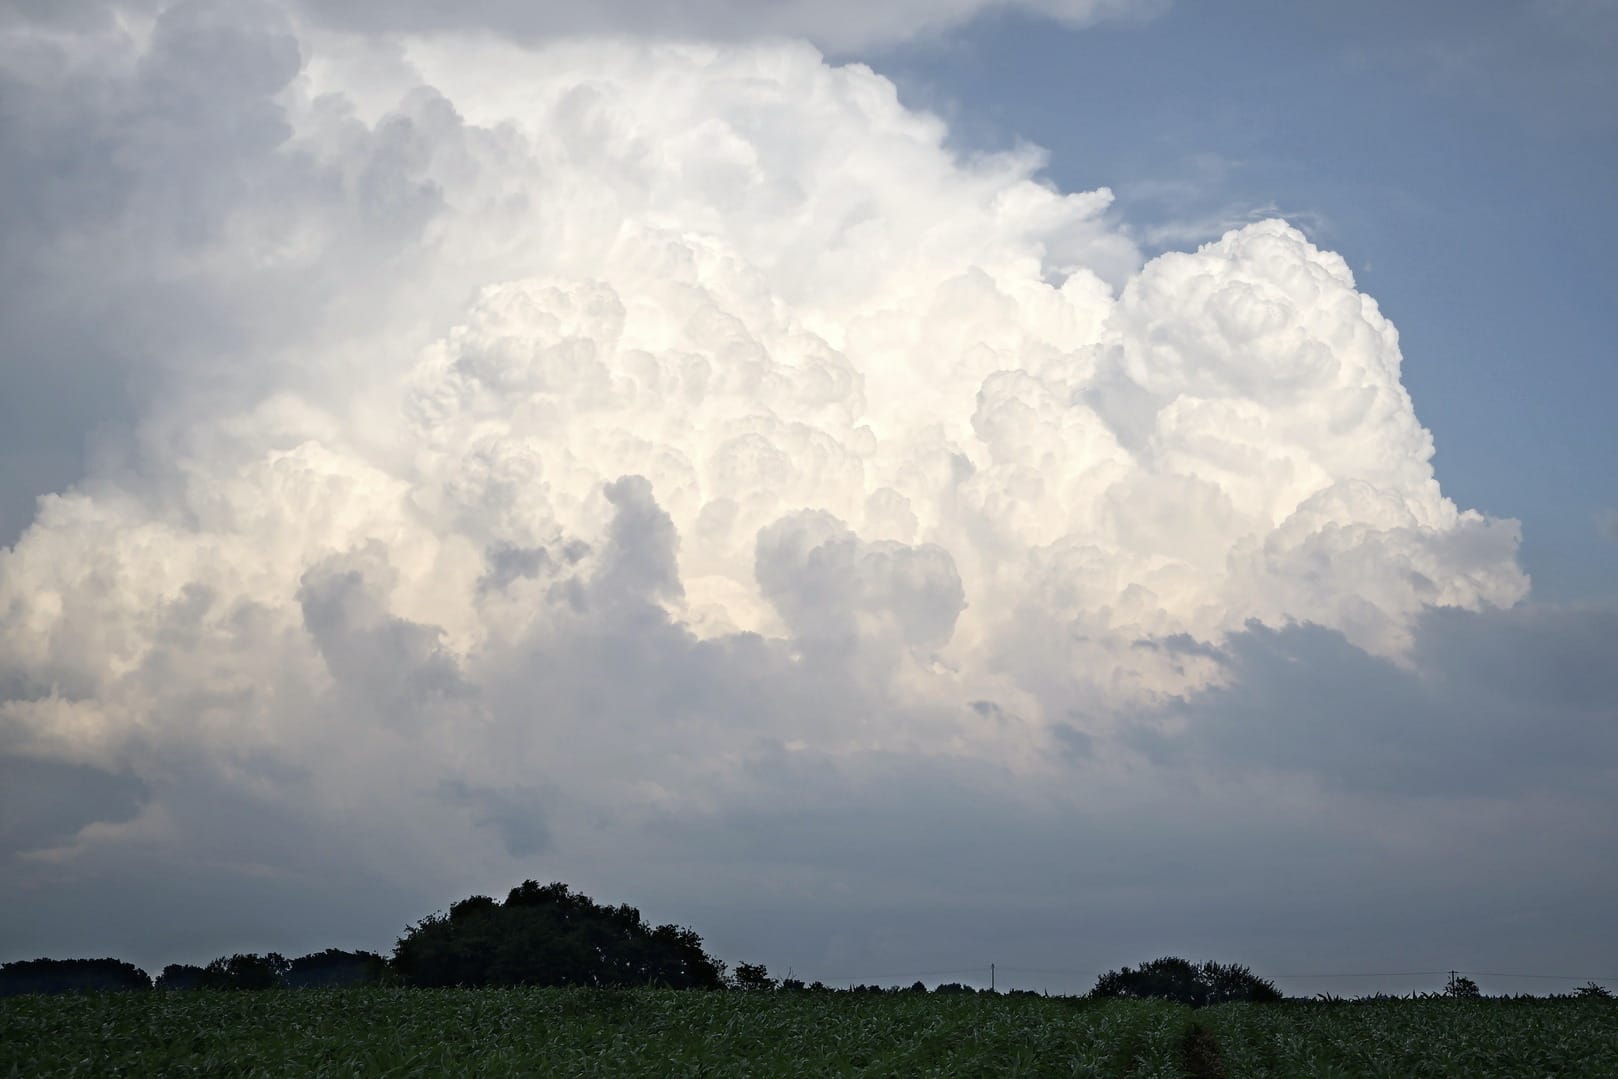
[{"x1": 0, "y1": 6, "x2": 1526, "y2": 882}]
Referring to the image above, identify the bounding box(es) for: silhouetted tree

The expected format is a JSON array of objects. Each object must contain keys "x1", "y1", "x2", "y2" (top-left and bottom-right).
[
  {"x1": 731, "y1": 962, "x2": 776, "y2": 990},
  {"x1": 1091, "y1": 957, "x2": 1281, "y2": 1007},
  {"x1": 156, "y1": 964, "x2": 206, "y2": 990},
  {"x1": 393, "y1": 880, "x2": 726, "y2": 989},
  {"x1": 0, "y1": 958, "x2": 150, "y2": 997},
  {"x1": 284, "y1": 949, "x2": 390, "y2": 988},
  {"x1": 198, "y1": 953, "x2": 290, "y2": 990},
  {"x1": 1575, "y1": 981, "x2": 1612, "y2": 999},
  {"x1": 1444, "y1": 973, "x2": 1481, "y2": 999},
  {"x1": 933, "y1": 982, "x2": 978, "y2": 995}
]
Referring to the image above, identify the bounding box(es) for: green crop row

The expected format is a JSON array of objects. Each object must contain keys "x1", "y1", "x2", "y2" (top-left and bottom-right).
[
  {"x1": 1198, "y1": 997, "x2": 1618, "y2": 1079},
  {"x1": 3, "y1": 987, "x2": 1615, "y2": 1077},
  {"x1": 1, "y1": 989, "x2": 1184, "y2": 1078}
]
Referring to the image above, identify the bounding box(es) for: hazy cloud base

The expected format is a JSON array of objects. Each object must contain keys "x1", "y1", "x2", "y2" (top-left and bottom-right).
[{"x1": 1, "y1": 1, "x2": 1611, "y2": 992}]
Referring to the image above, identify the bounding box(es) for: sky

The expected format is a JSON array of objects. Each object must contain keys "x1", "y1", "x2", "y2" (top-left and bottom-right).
[{"x1": 0, "y1": 0, "x2": 1614, "y2": 1000}]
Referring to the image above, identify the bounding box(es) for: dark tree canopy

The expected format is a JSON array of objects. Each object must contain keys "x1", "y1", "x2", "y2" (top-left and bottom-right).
[
  {"x1": 284, "y1": 949, "x2": 390, "y2": 989},
  {"x1": 198, "y1": 953, "x2": 290, "y2": 991},
  {"x1": 731, "y1": 962, "x2": 776, "y2": 991},
  {"x1": 156, "y1": 964, "x2": 206, "y2": 991},
  {"x1": 0, "y1": 958, "x2": 151, "y2": 997},
  {"x1": 933, "y1": 982, "x2": 978, "y2": 995},
  {"x1": 1090, "y1": 957, "x2": 1282, "y2": 1007},
  {"x1": 392, "y1": 880, "x2": 726, "y2": 989}
]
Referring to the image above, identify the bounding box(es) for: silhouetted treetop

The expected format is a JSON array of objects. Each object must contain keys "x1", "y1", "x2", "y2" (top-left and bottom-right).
[
  {"x1": 199, "y1": 953, "x2": 289, "y2": 991},
  {"x1": 1091, "y1": 957, "x2": 1281, "y2": 1007},
  {"x1": 393, "y1": 880, "x2": 726, "y2": 989},
  {"x1": 284, "y1": 949, "x2": 389, "y2": 989},
  {"x1": 0, "y1": 958, "x2": 150, "y2": 997}
]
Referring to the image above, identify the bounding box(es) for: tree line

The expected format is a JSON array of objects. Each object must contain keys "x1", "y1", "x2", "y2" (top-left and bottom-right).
[
  {"x1": 9, "y1": 879, "x2": 1604, "y2": 1002},
  {"x1": 1, "y1": 881, "x2": 723, "y2": 996}
]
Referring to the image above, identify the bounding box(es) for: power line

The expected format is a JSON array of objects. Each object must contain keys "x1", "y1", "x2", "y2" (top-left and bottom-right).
[{"x1": 1455, "y1": 971, "x2": 1618, "y2": 982}]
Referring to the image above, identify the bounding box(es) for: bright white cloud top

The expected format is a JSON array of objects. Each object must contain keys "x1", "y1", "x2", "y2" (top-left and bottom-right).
[{"x1": 0, "y1": 6, "x2": 1528, "y2": 903}]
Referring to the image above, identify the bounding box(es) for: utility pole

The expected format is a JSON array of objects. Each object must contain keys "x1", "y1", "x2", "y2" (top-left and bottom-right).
[{"x1": 991, "y1": 963, "x2": 995, "y2": 992}]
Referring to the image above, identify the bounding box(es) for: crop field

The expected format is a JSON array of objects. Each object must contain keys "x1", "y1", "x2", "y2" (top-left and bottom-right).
[{"x1": 3, "y1": 988, "x2": 1615, "y2": 1077}]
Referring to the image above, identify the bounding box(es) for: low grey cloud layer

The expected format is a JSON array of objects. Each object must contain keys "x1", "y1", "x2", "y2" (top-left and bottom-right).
[
  {"x1": 289, "y1": 0, "x2": 1169, "y2": 53},
  {"x1": 0, "y1": 1, "x2": 1610, "y2": 992}
]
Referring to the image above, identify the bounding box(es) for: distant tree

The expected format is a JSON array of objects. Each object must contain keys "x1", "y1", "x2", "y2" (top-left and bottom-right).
[
  {"x1": 907, "y1": 980, "x2": 927, "y2": 993},
  {"x1": 284, "y1": 949, "x2": 390, "y2": 989},
  {"x1": 393, "y1": 880, "x2": 726, "y2": 989},
  {"x1": 731, "y1": 962, "x2": 776, "y2": 991},
  {"x1": 1444, "y1": 973, "x2": 1482, "y2": 999},
  {"x1": 1575, "y1": 981, "x2": 1612, "y2": 999},
  {"x1": 780, "y1": 976, "x2": 807, "y2": 991},
  {"x1": 199, "y1": 953, "x2": 290, "y2": 990},
  {"x1": 1091, "y1": 957, "x2": 1281, "y2": 1007},
  {"x1": 0, "y1": 958, "x2": 151, "y2": 997},
  {"x1": 933, "y1": 982, "x2": 978, "y2": 995},
  {"x1": 156, "y1": 964, "x2": 206, "y2": 990}
]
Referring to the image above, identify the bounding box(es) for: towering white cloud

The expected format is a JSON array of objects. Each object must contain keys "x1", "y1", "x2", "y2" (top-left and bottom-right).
[{"x1": 0, "y1": 6, "x2": 1527, "y2": 907}]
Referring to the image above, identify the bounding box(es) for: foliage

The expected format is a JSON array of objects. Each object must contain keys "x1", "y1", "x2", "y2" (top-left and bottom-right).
[
  {"x1": 0, "y1": 958, "x2": 150, "y2": 997},
  {"x1": 284, "y1": 949, "x2": 390, "y2": 989},
  {"x1": 1197, "y1": 996, "x2": 1618, "y2": 1077},
  {"x1": 1574, "y1": 981, "x2": 1611, "y2": 999},
  {"x1": 1444, "y1": 973, "x2": 1482, "y2": 999},
  {"x1": 0, "y1": 987, "x2": 1190, "y2": 1077},
  {"x1": 731, "y1": 962, "x2": 776, "y2": 991},
  {"x1": 1091, "y1": 957, "x2": 1282, "y2": 1007},
  {"x1": 6, "y1": 988, "x2": 1617, "y2": 1077},
  {"x1": 199, "y1": 953, "x2": 291, "y2": 990},
  {"x1": 392, "y1": 880, "x2": 726, "y2": 989},
  {"x1": 156, "y1": 964, "x2": 206, "y2": 991}
]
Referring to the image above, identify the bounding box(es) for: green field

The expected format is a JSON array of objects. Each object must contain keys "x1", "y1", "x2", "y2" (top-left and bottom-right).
[{"x1": 3, "y1": 988, "x2": 1615, "y2": 1077}]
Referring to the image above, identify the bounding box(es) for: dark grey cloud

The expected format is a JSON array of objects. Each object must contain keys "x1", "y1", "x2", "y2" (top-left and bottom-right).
[
  {"x1": 439, "y1": 779, "x2": 553, "y2": 858},
  {"x1": 0, "y1": 761, "x2": 444, "y2": 971},
  {"x1": 0, "y1": 755, "x2": 148, "y2": 856},
  {"x1": 1129, "y1": 604, "x2": 1618, "y2": 799},
  {"x1": 300, "y1": 547, "x2": 473, "y2": 721}
]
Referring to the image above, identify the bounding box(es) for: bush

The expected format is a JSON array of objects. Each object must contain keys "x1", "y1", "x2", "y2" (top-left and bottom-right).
[
  {"x1": 0, "y1": 958, "x2": 151, "y2": 997},
  {"x1": 1575, "y1": 982, "x2": 1612, "y2": 999},
  {"x1": 393, "y1": 880, "x2": 726, "y2": 989},
  {"x1": 1090, "y1": 957, "x2": 1281, "y2": 1007}
]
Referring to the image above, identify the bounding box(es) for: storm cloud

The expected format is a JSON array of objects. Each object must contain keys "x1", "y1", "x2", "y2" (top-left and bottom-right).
[{"x1": 1, "y1": 1, "x2": 1609, "y2": 993}]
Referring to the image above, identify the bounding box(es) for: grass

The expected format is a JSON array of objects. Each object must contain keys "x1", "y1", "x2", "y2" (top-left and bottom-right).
[{"x1": 2, "y1": 987, "x2": 1614, "y2": 1077}]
